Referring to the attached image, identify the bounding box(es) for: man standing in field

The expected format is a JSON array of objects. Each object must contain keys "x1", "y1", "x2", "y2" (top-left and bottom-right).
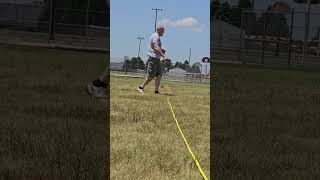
[{"x1": 137, "y1": 26, "x2": 166, "y2": 95}]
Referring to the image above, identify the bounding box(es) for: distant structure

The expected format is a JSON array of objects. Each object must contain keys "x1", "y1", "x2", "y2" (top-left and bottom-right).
[
  {"x1": 168, "y1": 68, "x2": 187, "y2": 77},
  {"x1": 271, "y1": 1, "x2": 291, "y2": 11},
  {"x1": 213, "y1": 19, "x2": 243, "y2": 49}
]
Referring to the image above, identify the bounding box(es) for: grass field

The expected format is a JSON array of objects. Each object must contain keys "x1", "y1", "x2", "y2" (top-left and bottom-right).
[
  {"x1": 213, "y1": 63, "x2": 320, "y2": 179},
  {"x1": 0, "y1": 43, "x2": 108, "y2": 179},
  {"x1": 110, "y1": 76, "x2": 210, "y2": 179}
]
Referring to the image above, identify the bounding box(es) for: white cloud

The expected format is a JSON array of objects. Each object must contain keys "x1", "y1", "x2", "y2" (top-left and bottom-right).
[
  {"x1": 172, "y1": 17, "x2": 198, "y2": 27},
  {"x1": 191, "y1": 24, "x2": 205, "y2": 32},
  {"x1": 158, "y1": 17, "x2": 205, "y2": 33}
]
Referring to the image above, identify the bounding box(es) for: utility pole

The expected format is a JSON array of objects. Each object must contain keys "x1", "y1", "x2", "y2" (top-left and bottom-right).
[
  {"x1": 152, "y1": 8, "x2": 163, "y2": 32},
  {"x1": 188, "y1": 48, "x2": 192, "y2": 65},
  {"x1": 137, "y1": 36, "x2": 144, "y2": 70},
  {"x1": 318, "y1": 28, "x2": 320, "y2": 56},
  {"x1": 303, "y1": 0, "x2": 311, "y2": 64}
]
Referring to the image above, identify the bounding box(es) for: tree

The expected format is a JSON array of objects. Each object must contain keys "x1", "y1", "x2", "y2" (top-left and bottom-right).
[
  {"x1": 191, "y1": 62, "x2": 202, "y2": 73},
  {"x1": 164, "y1": 61, "x2": 173, "y2": 72},
  {"x1": 136, "y1": 57, "x2": 145, "y2": 70},
  {"x1": 212, "y1": 0, "x2": 232, "y2": 22},
  {"x1": 129, "y1": 57, "x2": 145, "y2": 70},
  {"x1": 174, "y1": 62, "x2": 182, "y2": 68},
  {"x1": 219, "y1": 2, "x2": 231, "y2": 22},
  {"x1": 122, "y1": 59, "x2": 130, "y2": 70},
  {"x1": 230, "y1": 0, "x2": 252, "y2": 28},
  {"x1": 182, "y1": 60, "x2": 191, "y2": 71},
  {"x1": 238, "y1": 0, "x2": 252, "y2": 8},
  {"x1": 257, "y1": 10, "x2": 289, "y2": 38},
  {"x1": 211, "y1": 0, "x2": 221, "y2": 19},
  {"x1": 256, "y1": 9, "x2": 289, "y2": 56}
]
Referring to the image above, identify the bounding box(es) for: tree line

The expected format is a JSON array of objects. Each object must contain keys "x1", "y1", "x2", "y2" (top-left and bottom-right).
[
  {"x1": 123, "y1": 57, "x2": 202, "y2": 73},
  {"x1": 212, "y1": 0, "x2": 290, "y2": 38},
  {"x1": 212, "y1": 0, "x2": 320, "y2": 52}
]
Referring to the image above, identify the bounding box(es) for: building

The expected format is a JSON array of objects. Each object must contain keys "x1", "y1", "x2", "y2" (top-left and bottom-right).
[
  {"x1": 110, "y1": 62, "x2": 124, "y2": 71},
  {"x1": 168, "y1": 68, "x2": 187, "y2": 77}
]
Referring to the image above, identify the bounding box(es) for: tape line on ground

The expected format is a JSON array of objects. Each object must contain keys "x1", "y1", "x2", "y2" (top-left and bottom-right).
[{"x1": 167, "y1": 97, "x2": 208, "y2": 180}]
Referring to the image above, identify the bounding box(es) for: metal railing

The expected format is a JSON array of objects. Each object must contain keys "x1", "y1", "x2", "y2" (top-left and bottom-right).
[
  {"x1": 212, "y1": 6, "x2": 320, "y2": 66},
  {"x1": 0, "y1": 3, "x2": 109, "y2": 50}
]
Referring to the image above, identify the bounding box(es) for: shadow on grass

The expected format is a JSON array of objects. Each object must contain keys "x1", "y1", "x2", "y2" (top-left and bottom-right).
[{"x1": 161, "y1": 93, "x2": 176, "y2": 97}]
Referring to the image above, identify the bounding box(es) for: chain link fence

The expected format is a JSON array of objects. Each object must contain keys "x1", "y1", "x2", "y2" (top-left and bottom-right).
[
  {"x1": 0, "y1": 2, "x2": 109, "y2": 51},
  {"x1": 212, "y1": 6, "x2": 320, "y2": 67},
  {"x1": 110, "y1": 57, "x2": 210, "y2": 83}
]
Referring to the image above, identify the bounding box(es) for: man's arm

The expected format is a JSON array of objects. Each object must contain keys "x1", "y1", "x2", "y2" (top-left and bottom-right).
[{"x1": 153, "y1": 43, "x2": 166, "y2": 59}]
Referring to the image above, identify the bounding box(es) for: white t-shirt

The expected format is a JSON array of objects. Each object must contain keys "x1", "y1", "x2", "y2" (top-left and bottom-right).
[{"x1": 147, "y1": 32, "x2": 162, "y2": 59}]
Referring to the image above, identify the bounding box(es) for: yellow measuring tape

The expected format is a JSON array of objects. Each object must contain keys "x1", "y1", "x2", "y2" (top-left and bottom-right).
[{"x1": 167, "y1": 97, "x2": 208, "y2": 180}]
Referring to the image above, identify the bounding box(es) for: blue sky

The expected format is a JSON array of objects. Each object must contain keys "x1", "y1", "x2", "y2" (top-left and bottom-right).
[{"x1": 110, "y1": 0, "x2": 210, "y2": 64}]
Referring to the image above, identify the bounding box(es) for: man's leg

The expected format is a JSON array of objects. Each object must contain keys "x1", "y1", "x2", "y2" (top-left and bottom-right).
[
  {"x1": 154, "y1": 61, "x2": 162, "y2": 94},
  {"x1": 155, "y1": 75, "x2": 161, "y2": 93},
  {"x1": 92, "y1": 65, "x2": 108, "y2": 88},
  {"x1": 140, "y1": 76, "x2": 154, "y2": 88},
  {"x1": 137, "y1": 76, "x2": 153, "y2": 94},
  {"x1": 98, "y1": 65, "x2": 109, "y2": 82},
  {"x1": 138, "y1": 59, "x2": 155, "y2": 93},
  {"x1": 88, "y1": 64, "x2": 108, "y2": 98}
]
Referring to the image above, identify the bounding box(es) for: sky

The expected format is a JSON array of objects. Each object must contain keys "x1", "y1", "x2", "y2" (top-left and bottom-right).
[{"x1": 110, "y1": 0, "x2": 210, "y2": 64}]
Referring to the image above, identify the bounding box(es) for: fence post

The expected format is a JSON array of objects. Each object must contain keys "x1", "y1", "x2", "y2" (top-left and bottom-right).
[
  {"x1": 276, "y1": 13, "x2": 281, "y2": 57},
  {"x1": 240, "y1": 8, "x2": 244, "y2": 63},
  {"x1": 302, "y1": 0, "x2": 311, "y2": 65},
  {"x1": 49, "y1": 0, "x2": 55, "y2": 41},
  {"x1": 288, "y1": 8, "x2": 294, "y2": 65},
  {"x1": 261, "y1": 11, "x2": 267, "y2": 64},
  {"x1": 15, "y1": 4, "x2": 18, "y2": 27},
  {"x1": 86, "y1": 0, "x2": 91, "y2": 46}
]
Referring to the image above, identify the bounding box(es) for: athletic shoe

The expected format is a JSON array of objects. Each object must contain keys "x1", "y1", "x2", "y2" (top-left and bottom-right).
[
  {"x1": 87, "y1": 83, "x2": 94, "y2": 95},
  {"x1": 93, "y1": 79, "x2": 108, "y2": 88},
  {"x1": 137, "y1": 87, "x2": 144, "y2": 94},
  {"x1": 155, "y1": 91, "x2": 161, "y2": 95},
  {"x1": 87, "y1": 83, "x2": 108, "y2": 98}
]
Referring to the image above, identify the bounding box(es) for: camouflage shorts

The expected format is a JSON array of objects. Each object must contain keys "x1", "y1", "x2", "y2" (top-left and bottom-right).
[{"x1": 146, "y1": 57, "x2": 162, "y2": 77}]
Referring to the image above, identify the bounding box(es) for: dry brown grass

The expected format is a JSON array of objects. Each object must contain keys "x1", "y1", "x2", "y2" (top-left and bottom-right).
[{"x1": 110, "y1": 76, "x2": 210, "y2": 180}]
